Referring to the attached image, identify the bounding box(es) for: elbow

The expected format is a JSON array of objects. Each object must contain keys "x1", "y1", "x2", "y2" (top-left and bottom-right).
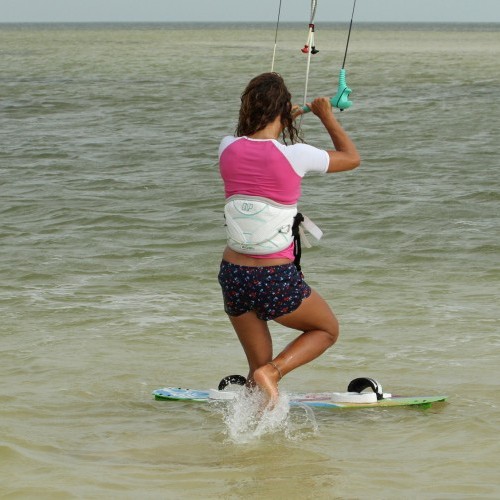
[
  {"x1": 326, "y1": 150, "x2": 362, "y2": 173},
  {"x1": 348, "y1": 153, "x2": 361, "y2": 170}
]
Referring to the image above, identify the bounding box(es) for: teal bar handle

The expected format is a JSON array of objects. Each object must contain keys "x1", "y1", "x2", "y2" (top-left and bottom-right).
[
  {"x1": 301, "y1": 69, "x2": 353, "y2": 113},
  {"x1": 331, "y1": 68, "x2": 352, "y2": 110}
]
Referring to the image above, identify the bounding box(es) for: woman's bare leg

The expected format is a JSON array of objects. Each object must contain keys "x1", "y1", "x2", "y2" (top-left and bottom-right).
[
  {"x1": 229, "y1": 312, "x2": 273, "y2": 382},
  {"x1": 229, "y1": 289, "x2": 338, "y2": 403},
  {"x1": 274, "y1": 289, "x2": 339, "y2": 370}
]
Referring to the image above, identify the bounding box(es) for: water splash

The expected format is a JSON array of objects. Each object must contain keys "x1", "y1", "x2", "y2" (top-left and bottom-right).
[{"x1": 217, "y1": 389, "x2": 318, "y2": 444}]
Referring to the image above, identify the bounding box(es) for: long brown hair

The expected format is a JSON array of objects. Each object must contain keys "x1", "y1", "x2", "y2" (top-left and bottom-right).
[{"x1": 236, "y1": 72, "x2": 301, "y2": 144}]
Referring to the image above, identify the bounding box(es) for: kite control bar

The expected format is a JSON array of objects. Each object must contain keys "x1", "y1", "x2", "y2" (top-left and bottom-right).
[{"x1": 301, "y1": 68, "x2": 352, "y2": 113}]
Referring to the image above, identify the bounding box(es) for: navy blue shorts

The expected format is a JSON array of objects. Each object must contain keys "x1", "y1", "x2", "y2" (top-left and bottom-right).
[{"x1": 218, "y1": 261, "x2": 312, "y2": 321}]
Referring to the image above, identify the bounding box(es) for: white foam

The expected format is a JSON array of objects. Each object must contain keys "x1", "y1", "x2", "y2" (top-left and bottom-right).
[{"x1": 216, "y1": 389, "x2": 317, "y2": 444}]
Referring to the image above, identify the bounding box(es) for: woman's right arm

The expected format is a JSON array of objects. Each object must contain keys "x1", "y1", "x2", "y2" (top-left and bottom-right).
[{"x1": 309, "y1": 97, "x2": 361, "y2": 173}]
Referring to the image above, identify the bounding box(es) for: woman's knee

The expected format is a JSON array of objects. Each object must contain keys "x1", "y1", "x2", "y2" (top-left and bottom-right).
[
  {"x1": 312, "y1": 300, "x2": 339, "y2": 345},
  {"x1": 323, "y1": 315, "x2": 339, "y2": 346},
  {"x1": 300, "y1": 314, "x2": 339, "y2": 347}
]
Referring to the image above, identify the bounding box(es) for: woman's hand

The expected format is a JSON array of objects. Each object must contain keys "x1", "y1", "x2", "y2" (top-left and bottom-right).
[
  {"x1": 292, "y1": 98, "x2": 333, "y2": 121},
  {"x1": 308, "y1": 97, "x2": 334, "y2": 120},
  {"x1": 291, "y1": 104, "x2": 304, "y2": 120}
]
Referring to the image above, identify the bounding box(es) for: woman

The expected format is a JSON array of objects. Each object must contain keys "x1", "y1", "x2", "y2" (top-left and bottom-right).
[{"x1": 218, "y1": 72, "x2": 360, "y2": 403}]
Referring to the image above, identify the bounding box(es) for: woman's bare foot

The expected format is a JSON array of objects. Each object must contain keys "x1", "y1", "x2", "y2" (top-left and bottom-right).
[{"x1": 253, "y1": 362, "x2": 281, "y2": 405}]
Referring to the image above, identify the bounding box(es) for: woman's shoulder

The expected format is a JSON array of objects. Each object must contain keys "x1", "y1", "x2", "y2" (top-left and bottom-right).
[
  {"x1": 220, "y1": 135, "x2": 238, "y2": 145},
  {"x1": 219, "y1": 136, "x2": 240, "y2": 156},
  {"x1": 274, "y1": 140, "x2": 318, "y2": 150},
  {"x1": 274, "y1": 141, "x2": 329, "y2": 175},
  {"x1": 273, "y1": 140, "x2": 326, "y2": 158}
]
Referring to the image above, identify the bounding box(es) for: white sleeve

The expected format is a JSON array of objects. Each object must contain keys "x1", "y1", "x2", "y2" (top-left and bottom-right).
[
  {"x1": 218, "y1": 136, "x2": 238, "y2": 158},
  {"x1": 276, "y1": 142, "x2": 329, "y2": 177}
]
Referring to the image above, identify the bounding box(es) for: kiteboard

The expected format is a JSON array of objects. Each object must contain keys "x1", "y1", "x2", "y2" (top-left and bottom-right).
[{"x1": 153, "y1": 376, "x2": 447, "y2": 410}]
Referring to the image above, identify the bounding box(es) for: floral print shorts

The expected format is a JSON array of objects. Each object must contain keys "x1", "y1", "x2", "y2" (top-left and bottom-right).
[{"x1": 218, "y1": 260, "x2": 312, "y2": 321}]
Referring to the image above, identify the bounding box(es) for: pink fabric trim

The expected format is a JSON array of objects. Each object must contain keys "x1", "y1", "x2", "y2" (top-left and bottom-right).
[{"x1": 220, "y1": 138, "x2": 302, "y2": 205}]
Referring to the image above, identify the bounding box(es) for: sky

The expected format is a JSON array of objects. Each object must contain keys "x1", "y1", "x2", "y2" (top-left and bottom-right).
[{"x1": 1, "y1": 0, "x2": 500, "y2": 24}]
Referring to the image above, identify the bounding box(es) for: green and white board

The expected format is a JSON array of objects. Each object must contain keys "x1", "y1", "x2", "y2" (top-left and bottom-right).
[{"x1": 153, "y1": 377, "x2": 447, "y2": 409}]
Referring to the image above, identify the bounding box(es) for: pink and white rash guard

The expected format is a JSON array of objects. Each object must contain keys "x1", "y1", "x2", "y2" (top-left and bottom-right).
[{"x1": 219, "y1": 136, "x2": 329, "y2": 259}]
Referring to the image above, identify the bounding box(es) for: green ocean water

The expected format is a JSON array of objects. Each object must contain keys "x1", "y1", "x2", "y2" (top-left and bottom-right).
[{"x1": 1, "y1": 22, "x2": 499, "y2": 498}]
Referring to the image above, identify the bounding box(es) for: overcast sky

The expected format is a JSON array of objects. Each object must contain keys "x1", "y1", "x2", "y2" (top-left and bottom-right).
[{"x1": 1, "y1": 0, "x2": 500, "y2": 23}]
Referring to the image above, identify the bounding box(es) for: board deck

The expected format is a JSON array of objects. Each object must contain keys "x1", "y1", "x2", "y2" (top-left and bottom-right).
[{"x1": 153, "y1": 387, "x2": 447, "y2": 409}]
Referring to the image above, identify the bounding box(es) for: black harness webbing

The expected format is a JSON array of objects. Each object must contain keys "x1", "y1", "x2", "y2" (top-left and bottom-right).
[{"x1": 292, "y1": 213, "x2": 304, "y2": 272}]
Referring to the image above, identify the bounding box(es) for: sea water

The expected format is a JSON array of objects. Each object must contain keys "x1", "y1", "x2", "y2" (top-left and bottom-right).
[{"x1": 1, "y1": 22, "x2": 499, "y2": 498}]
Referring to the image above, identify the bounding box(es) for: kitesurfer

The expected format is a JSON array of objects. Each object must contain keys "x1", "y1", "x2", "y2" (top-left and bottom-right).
[{"x1": 218, "y1": 72, "x2": 360, "y2": 404}]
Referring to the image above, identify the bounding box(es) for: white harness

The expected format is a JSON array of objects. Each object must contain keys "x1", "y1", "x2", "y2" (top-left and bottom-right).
[{"x1": 224, "y1": 195, "x2": 323, "y2": 255}]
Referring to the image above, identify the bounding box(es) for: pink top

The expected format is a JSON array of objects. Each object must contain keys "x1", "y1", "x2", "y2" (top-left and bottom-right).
[{"x1": 219, "y1": 136, "x2": 329, "y2": 259}]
